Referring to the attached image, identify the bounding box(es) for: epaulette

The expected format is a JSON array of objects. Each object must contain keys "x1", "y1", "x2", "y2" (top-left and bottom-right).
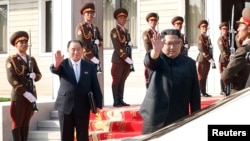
[{"x1": 9, "y1": 54, "x2": 17, "y2": 59}]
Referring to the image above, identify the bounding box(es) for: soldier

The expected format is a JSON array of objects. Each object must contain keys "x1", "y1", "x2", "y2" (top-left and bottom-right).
[
  {"x1": 6, "y1": 31, "x2": 42, "y2": 141},
  {"x1": 75, "y1": 2, "x2": 103, "y2": 72},
  {"x1": 110, "y1": 8, "x2": 133, "y2": 107},
  {"x1": 196, "y1": 20, "x2": 214, "y2": 97},
  {"x1": 142, "y1": 12, "x2": 159, "y2": 88},
  {"x1": 171, "y1": 16, "x2": 190, "y2": 55},
  {"x1": 217, "y1": 22, "x2": 230, "y2": 95},
  {"x1": 222, "y1": 7, "x2": 250, "y2": 92}
]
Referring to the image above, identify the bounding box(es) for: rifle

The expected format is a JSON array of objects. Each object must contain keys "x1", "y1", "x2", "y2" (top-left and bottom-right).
[
  {"x1": 92, "y1": 26, "x2": 102, "y2": 72},
  {"x1": 126, "y1": 33, "x2": 135, "y2": 72},
  {"x1": 225, "y1": 5, "x2": 236, "y2": 96},
  {"x1": 28, "y1": 30, "x2": 38, "y2": 112},
  {"x1": 207, "y1": 36, "x2": 216, "y2": 69},
  {"x1": 182, "y1": 24, "x2": 189, "y2": 55}
]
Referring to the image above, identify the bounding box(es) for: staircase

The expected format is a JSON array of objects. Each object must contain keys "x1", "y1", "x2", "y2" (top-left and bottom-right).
[{"x1": 28, "y1": 96, "x2": 223, "y2": 141}]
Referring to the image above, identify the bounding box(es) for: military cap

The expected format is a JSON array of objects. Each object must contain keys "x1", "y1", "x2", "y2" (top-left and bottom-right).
[
  {"x1": 113, "y1": 8, "x2": 128, "y2": 19},
  {"x1": 237, "y1": 7, "x2": 250, "y2": 26},
  {"x1": 10, "y1": 31, "x2": 29, "y2": 46},
  {"x1": 146, "y1": 12, "x2": 159, "y2": 22},
  {"x1": 219, "y1": 22, "x2": 229, "y2": 29},
  {"x1": 80, "y1": 3, "x2": 95, "y2": 15},
  {"x1": 198, "y1": 20, "x2": 209, "y2": 28},
  {"x1": 171, "y1": 16, "x2": 184, "y2": 25},
  {"x1": 161, "y1": 29, "x2": 181, "y2": 38}
]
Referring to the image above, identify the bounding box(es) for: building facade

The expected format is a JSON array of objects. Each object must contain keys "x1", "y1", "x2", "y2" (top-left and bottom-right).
[{"x1": 0, "y1": 0, "x2": 249, "y2": 105}]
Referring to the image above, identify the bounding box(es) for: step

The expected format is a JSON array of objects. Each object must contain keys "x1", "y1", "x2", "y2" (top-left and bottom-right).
[
  {"x1": 28, "y1": 131, "x2": 60, "y2": 141},
  {"x1": 37, "y1": 120, "x2": 60, "y2": 131},
  {"x1": 28, "y1": 97, "x2": 223, "y2": 141},
  {"x1": 89, "y1": 120, "x2": 143, "y2": 132}
]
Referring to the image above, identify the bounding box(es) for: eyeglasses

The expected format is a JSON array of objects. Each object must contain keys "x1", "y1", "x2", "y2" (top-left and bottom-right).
[{"x1": 164, "y1": 41, "x2": 181, "y2": 47}]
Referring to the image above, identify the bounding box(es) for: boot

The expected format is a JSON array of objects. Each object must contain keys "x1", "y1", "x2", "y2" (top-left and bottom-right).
[
  {"x1": 21, "y1": 127, "x2": 29, "y2": 141},
  {"x1": 12, "y1": 128, "x2": 21, "y2": 141},
  {"x1": 119, "y1": 96, "x2": 130, "y2": 106},
  {"x1": 113, "y1": 96, "x2": 122, "y2": 107}
]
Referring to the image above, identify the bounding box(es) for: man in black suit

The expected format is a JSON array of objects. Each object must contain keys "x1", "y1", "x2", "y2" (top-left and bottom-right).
[
  {"x1": 50, "y1": 40, "x2": 103, "y2": 141},
  {"x1": 139, "y1": 29, "x2": 200, "y2": 134}
]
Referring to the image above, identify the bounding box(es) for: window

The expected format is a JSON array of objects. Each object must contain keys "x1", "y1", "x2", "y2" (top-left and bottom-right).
[
  {"x1": 45, "y1": 1, "x2": 52, "y2": 52},
  {"x1": 186, "y1": 0, "x2": 205, "y2": 46},
  {"x1": 103, "y1": 0, "x2": 137, "y2": 49},
  {"x1": 0, "y1": 4, "x2": 7, "y2": 54},
  {"x1": 40, "y1": 0, "x2": 52, "y2": 53}
]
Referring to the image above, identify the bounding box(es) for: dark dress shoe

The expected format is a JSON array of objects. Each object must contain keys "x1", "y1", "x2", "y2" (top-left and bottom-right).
[
  {"x1": 120, "y1": 101, "x2": 130, "y2": 106},
  {"x1": 201, "y1": 93, "x2": 212, "y2": 97},
  {"x1": 113, "y1": 102, "x2": 123, "y2": 107}
]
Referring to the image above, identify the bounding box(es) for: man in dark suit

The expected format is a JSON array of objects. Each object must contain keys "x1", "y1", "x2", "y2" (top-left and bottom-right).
[
  {"x1": 6, "y1": 31, "x2": 42, "y2": 141},
  {"x1": 50, "y1": 40, "x2": 103, "y2": 141},
  {"x1": 140, "y1": 29, "x2": 201, "y2": 134},
  {"x1": 110, "y1": 8, "x2": 133, "y2": 107},
  {"x1": 142, "y1": 12, "x2": 159, "y2": 88}
]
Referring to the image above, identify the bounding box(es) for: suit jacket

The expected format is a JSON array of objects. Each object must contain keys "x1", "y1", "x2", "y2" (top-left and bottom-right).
[
  {"x1": 6, "y1": 54, "x2": 42, "y2": 101},
  {"x1": 50, "y1": 58, "x2": 103, "y2": 115},
  {"x1": 140, "y1": 52, "x2": 201, "y2": 133}
]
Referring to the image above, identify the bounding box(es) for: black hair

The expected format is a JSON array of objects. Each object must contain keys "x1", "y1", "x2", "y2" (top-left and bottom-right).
[
  {"x1": 161, "y1": 29, "x2": 181, "y2": 38},
  {"x1": 67, "y1": 40, "x2": 86, "y2": 48}
]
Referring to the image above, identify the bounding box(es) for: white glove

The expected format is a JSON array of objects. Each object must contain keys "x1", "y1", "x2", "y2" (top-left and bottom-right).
[
  {"x1": 125, "y1": 57, "x2": 133, "y2": 64},
  {"x1": 29, "y1": 72, "x2": 36, "y2": 80},
  {"x1": 127, "y1": 41, "x2": 133, "y2": 47},
  {"x1": 23, "y1": 91, "x2": 36, "y2": 103},
  {"x1": 184, "y1": 44, "x2": 189, "y2": 49},
  {"x1": 209, "y1": 59, "x2": 214, "y2": 64},
  {"x1": 90, "y1": 56, "x2": 100, "y2": 64},
  {"x1": 94, "y1": 39, "x2": 100, "y2": 45}
]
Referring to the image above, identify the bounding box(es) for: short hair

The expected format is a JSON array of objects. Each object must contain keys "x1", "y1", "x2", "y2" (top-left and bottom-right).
[
  {"x1": 161, "y1": 29, "x2": 181, "y2": 38},
  {"x1": 67, "y1": 40, "x2": 85, "y2": 48}
]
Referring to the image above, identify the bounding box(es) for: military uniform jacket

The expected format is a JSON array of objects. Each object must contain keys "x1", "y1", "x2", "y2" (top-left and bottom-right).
[
  {"x1": 140, "y1": 52, "x2": 201, "y2": 131},
  {"x1": 6, "y1": 54, "x2": 42, "y2": 101},
  {"x1": 75, "y1": 22, "x2": 103, "y2": 59},
  {"x1": 221, "y1": 45, "x2": 250, "y2": 90},
  {"x1": 217, "y1": 36, "x2": 230, "y2": 63},
  {"x1": 196, "y1": 34, "x2": 212, "y2": 62},
  {"x1": 181, "y1": 34, "x2": 189, "y2": 55},
  {"x1": 110, "y1": 25, "x2": 130, "y2": 64},
  {"x1": 142, "y1": 28, "x2": 156, "y2": 52}
]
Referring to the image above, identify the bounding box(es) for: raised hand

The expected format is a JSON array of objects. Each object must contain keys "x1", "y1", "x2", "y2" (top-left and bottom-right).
[
  {"x1": 150, "y1": 33, "x2": 164, "y2": 59},
  {"x1": 54, "y1": 50, "x2": 64, "y2": 68}
]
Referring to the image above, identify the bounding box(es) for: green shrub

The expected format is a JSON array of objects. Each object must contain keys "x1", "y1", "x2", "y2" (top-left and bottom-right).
[{"x1": 0, "y1": 97, "x2": 11, "y2": 102}]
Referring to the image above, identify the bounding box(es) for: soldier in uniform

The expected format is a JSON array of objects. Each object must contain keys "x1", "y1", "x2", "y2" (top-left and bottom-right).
[
  {"x1": 171, "y1": 16, "x2": 190, "y2": 56},
  {"x1": 6, "y1": 31, "x2": 42, "y2": 141},
  {"x1": 217, "y1": 22, "x2": 230, "y2": 95},
  {"x1": 110, "y1": 8, "x2": 133, "y2": 107},
  {"x1": 75, "y1": 2, "x2": 103, "y2": 72},
  {"x1": 142, "y1": 12, "x2": 159, "y2": 88},
  {"x1": 196, "y1": 20, "x2": 214, "y2": 97},
  {"x1": 222, "y1": 7, "x2": 250, "y2": 92}
]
